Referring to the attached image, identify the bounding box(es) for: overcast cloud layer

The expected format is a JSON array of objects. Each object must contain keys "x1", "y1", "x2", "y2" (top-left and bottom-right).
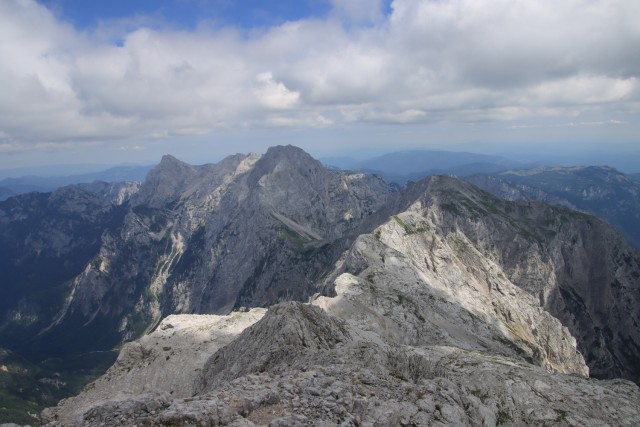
[{"x1": 1, "y1": 0, "x2": 639, "y2": 164}]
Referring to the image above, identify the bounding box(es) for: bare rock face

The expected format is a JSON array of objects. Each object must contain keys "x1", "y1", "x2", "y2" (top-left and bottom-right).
[
  {"x1": 35, "y1": 145, "x2": 394, "y2": 356},
  {"x1": 397, "y1": 176, "x2": 640, "y2": 383},
  {"x1": 47, "y1": 349, "x2": 640, "y2": 427},
  {"x1": 316, "y1": 230, "x2": 587, "y2": 377},
  {"x1": 14, "y1": 149, "x2": 635, "y2": 382},
  {"x1": 168, "y1": 145, "x2": 394, "y2": 315},
  {"x1": 89, "y1": 368, "x2": 640, "y2": 425},
  {"x1": 78, "y1": 180, "x2": 141, "y2": 206},
  {"x1": 4, "y1": 146, "x2": 640, "y2": 425}
]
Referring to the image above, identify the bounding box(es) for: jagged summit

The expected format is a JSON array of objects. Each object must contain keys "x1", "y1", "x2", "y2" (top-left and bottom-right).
[
  {"x1": 152, "y1": 153, "x2": 198, "y2": 181},
  {"x1": 262, "y1": 144, "x2": 315, "y2": 162},
  {"x1": 158, "y1": 153, "x2": 187, "y2": 166},
  {"x1": 1, "y1": 145, "x2": 394, "y2": 358},
  {"x1": 132, "y1": 154, "x2": 198, "y2": 208},
  {"x1": 247, "y1": 144, "x2": 326, "y2": 190},
  {"x1": 132, "y1": 152, "x2": 261, "y2": 210}
]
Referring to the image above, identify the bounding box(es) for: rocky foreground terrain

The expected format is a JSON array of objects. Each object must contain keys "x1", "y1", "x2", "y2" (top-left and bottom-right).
[{"x1": 42, "y1": 301, "x2": 640, "y2": 426}]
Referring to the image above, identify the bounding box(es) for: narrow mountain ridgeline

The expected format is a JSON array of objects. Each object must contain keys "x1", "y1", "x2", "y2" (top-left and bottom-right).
[
  {"x1": 380, "y1": 176, "x2": 640, "y2": 382},
  {"x1": 1, "y1": 145, "x2": 640, "y2": 424},
  {"x1": 319, "y1": 175, "x2": 640, "y2": 382},
  {"x1": 466, "y1": 166, "x2": 640, "y2": 248},
  {"x1": 76, "y1": 181, "x2": 141, "y2": 206}
]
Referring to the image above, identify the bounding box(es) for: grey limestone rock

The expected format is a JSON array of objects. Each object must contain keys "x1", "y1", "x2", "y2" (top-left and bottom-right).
[
  {"x1": 403, "y1": 176, "x2": 640, "y2": 383},
  {"x1": 196, "y1": 302, "x2": 351, "y2": 394},
  {"x1": 4, "y1": 146, "x2": 639, "y2": 425}
]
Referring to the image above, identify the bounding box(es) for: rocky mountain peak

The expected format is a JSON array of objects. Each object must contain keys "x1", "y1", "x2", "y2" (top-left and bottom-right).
[
  {"x1": 132, "y1": 152, "x2": 260, "y2": 211},
  {"x1": 151, "y1": 154, "x2": 199, "y2": 183},
  {"x1": 401, "y1": 174, "x2": 640, "y2": 382},
  {"x1": 262, "y1": 144, "x2": 318, "y2": 165},
  {"x1": 132, "y1": 155, "x2": 198, "y2": 208},
  {"x1": 158, "y1": 153, "x2": 186, "y2": 166},
  {"x1": 248, "y1": 144, "x2": 326, "y2": 189}
]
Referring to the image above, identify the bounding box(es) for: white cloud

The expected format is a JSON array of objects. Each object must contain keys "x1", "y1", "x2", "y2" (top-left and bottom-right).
[
  {"x1": 562, "y1": 120, "x2": 628, "y2": 127},
  {"x1": 254, "y1": 72, "x2": 300, "y2": 109},
  {"x1": 0, "y1": 0, "x2": 639, "y2": 155},
  {"x1": 120, "y1": 145, "x2": 146, "y2": 151}
]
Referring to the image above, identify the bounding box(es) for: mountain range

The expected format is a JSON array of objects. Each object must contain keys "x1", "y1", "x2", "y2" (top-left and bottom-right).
[
  {"x1": 466, "y1": 166, "x2": 640, "y2": 249},
  {"x1": 0, "y1": 166, "x2": 152, "y2": 201},
  {"x1": 323, "y1": 150, "x2": 523, "y2": 185},
  {"x1": 0, "y1": 145, "x2": 639, "y2": 425}
]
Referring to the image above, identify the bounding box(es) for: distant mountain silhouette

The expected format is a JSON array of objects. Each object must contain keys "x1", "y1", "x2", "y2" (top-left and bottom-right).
[
  {"x1": 324, "y1": 150, "x2": 522, "y2": 184},
  {"x1": 0, "y1": 165, "x2": 152, "y2": 200}
]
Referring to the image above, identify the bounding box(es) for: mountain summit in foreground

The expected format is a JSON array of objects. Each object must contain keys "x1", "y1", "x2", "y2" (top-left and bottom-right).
[{"x1": 0, "y1": 146, "x2": 639, "y2": 425}]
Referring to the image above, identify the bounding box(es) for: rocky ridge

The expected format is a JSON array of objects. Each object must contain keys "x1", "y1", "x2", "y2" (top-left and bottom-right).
[
  {"x1": 43, "y1": 172, "x2": 640, "y2": 426},
  {"x1": 53, "y1": 347, "x2": 638, "y2": 427},
  {"x1": 396, "y1": 176, "x2": 640, "y2": 382},
  {"x1": 43, "y1": 309, "x2": 266, "y2": 425},
  {"x1": 77, "y1": 181, "x2": 141, "y2": 206}
]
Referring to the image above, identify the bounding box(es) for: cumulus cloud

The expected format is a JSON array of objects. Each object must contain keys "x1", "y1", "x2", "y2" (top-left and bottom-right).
[
  {"x1": 0, "y1": 0, "x2": 638, "y2": 153},
  {"x1": 254, "y1": 72, "x2": 300, "y2": 109}
]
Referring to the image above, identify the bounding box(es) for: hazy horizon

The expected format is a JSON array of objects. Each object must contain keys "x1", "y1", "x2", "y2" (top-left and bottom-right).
[{"x1": 1, "y1": 142, "x2": 639, "y2": 180}]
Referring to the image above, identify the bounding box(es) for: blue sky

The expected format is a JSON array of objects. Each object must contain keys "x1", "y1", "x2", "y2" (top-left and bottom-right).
[
  {"x1": 38, "y1": 0, "x2": 346, "y2": 30},
  {"x1": 1, "y1": 0, "x2": 639, "y2": 173}
]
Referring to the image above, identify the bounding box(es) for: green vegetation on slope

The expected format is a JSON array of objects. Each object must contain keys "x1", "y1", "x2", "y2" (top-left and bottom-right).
[{"x1": 0, "y1": 347, "x2": 118, "y2": 425}]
